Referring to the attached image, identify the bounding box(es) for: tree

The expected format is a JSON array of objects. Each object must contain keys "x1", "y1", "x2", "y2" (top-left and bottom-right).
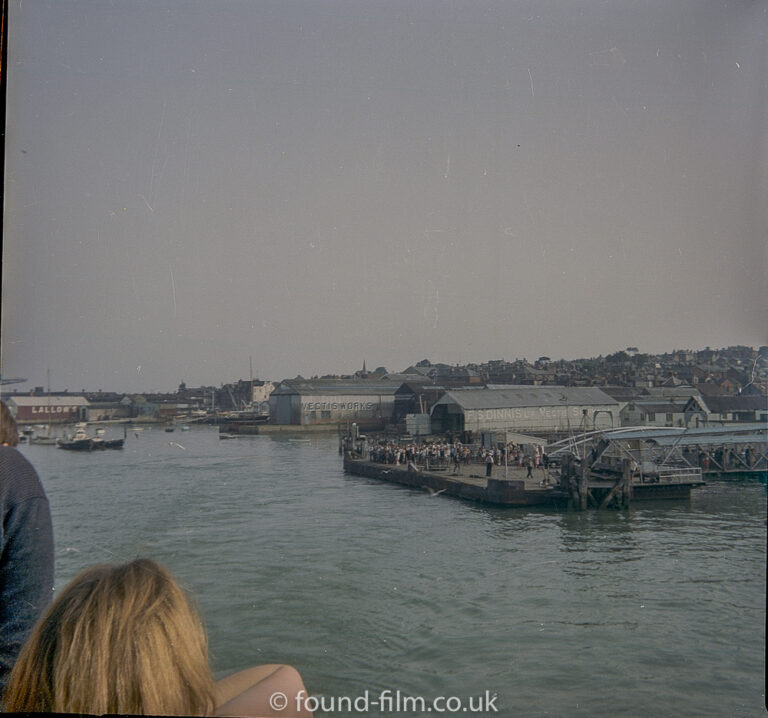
[{"x1": 606, "y1": 351, "x2": 630, "y2": 365}]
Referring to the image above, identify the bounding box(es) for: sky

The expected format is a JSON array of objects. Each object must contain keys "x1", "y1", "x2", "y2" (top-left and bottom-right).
[{"x1": 2, "y1": 0, "x2": 766, "y2": 394}]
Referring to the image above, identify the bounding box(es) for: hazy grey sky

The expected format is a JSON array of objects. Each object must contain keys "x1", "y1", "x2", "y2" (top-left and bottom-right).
[{"x1": 3, "y1": 0, "x2": 766, "y2": 393}]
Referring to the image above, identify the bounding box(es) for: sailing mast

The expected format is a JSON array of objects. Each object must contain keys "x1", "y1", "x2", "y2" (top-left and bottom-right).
[
  {"x1": 45, "y1": 368, "x2": 51, "y2": 438},
  {"x1": 249, "y1": 355, "x2": 254, "y2": 411}
]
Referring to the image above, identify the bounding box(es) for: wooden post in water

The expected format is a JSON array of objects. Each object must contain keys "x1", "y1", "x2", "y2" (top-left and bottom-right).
[
  {"x1": 622, "y1": 459, "x2": 633, "y2": 508},
  {"x1": 579, "y1": 457, "x2": 588, "y2": 511}
]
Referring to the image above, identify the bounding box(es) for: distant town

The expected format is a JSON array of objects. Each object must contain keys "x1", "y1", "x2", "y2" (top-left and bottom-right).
[{"x1": 3, "y1": 345, "x2": 767, "y2": 434}]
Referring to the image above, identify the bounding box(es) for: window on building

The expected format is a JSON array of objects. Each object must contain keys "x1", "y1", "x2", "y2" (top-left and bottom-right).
[
  {"x1": 646, "y1": 412, "x2": 655, "y2": 422},
  {"x1": 666, "y1": 413, "x2": 673, "y2": 422}
]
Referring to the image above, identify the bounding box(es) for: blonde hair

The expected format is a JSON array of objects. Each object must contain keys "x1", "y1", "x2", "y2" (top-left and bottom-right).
[
  {"x1": 2, "y1": 559, "x2": 216, "y2": 715},
  {"x1": 0, "y1": 400, "x2": 20, "y2": 446}
]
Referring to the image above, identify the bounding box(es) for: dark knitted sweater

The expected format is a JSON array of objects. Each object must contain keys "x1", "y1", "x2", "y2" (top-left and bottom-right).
[{"x1": 0, "y1": 446, "x2": 54, "y2": 695}]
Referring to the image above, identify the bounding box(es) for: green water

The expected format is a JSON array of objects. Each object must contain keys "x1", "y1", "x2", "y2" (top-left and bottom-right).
[{"x1": 20, "y1": 426, "x2": 766, "y2": 717}]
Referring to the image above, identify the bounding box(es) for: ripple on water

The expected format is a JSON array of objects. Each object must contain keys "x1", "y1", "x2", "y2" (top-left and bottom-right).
[{"x1": 20, "y1": 432, "x2": 767, "y2": 718}]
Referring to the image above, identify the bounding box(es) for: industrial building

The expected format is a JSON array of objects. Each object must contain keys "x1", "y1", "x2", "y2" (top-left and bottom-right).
[
  {"x1": 429, "y1": 386, "x2": 620, "y2": 436},
  {"x1": 619, "y1": 400, "x2": 690, "y2": 427},
  {"x1": 392, "y1": 381, "x2": 448, "y2": 423},
  {"x1": 683, "y1": 394, "x2": 768, "y2": 425},
  {"x1": 5, "y1": 395, "x2": 90, "y2": 424},
  {"x1": 268, "y1": 378, "x2": 402, "y2": 428}
]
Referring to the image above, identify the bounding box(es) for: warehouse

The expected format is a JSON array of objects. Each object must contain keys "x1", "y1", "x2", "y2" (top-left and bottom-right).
[
  {"x1": 268, "y1": 378, "x2": 401, "y2": 428},
  {"x1": 6, "y1": 395, "x2": 90, "y2": 424},
  {"x1": 429, "y1": 385, "x2": 619, "y2": 436}
]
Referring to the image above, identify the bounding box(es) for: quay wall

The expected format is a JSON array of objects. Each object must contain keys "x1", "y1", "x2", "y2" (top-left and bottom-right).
[
  {"x1": 343, "y1": 454, "x2": 556, "y2": 507},
  {"x1": 244, "y1": 423, "x2": 343, "y2": 435},
  {"x1": 344, "y1": 455, "x2": 486, "y2": 502}
]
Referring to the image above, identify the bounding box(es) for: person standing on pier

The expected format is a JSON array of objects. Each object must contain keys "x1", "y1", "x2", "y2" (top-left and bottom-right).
[{"x1": 485, "y1": 451, "x2": 494, "y2": 477}]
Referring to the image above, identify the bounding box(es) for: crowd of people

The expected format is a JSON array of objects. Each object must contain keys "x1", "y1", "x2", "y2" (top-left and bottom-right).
[
  {"x1": 0, "y1": 401, "x2": 311, "y2": 716},
  {"x1": 367, "y1": 439, "x2": 549, "y2": 476},
  {"x1": 685, "y1": 444, "x2": 765, "y2": 471}
]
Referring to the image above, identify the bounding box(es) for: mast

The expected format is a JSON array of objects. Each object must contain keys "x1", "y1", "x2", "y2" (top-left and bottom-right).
[
  {"x1": 46, "y1": 368, "x2": 51, "y2": 437},
  {"x1": 249, "y1": 355, "x2": 254, "y2": 410}
]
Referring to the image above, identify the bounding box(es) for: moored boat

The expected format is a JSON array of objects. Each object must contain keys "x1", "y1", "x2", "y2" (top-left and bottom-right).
[{"x1": 57, "y1": 424, "x2": 124, "y2": 451}]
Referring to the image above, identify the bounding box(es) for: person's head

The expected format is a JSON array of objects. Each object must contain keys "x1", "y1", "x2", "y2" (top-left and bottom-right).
[
  {"x1": 2, "y1": 558, "x2": 215, "y2": 715},
  {"x1": 0, "y1": 400, "x2": 19, "y2": 446}
]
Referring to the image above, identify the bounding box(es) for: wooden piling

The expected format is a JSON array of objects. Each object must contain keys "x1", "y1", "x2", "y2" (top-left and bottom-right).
[
  {"x1": 621, "y1": 459, "x2": 633, "y2": 508},
  {"x1": 579, "y1": 459, "x2": 588, "y2": 511}
]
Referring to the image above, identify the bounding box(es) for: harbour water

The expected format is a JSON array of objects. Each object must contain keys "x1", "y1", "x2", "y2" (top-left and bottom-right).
[{"x1": 19, "y1": 426, "x2": 766, "y2": 717}]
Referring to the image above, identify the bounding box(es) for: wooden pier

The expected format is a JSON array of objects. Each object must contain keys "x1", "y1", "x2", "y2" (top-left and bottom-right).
[
  {"x1": 344, "y1": 453, "x2": 706, "y2": 509},
  {"x1": 343, "y1": 452, "x2": 564, "y2": 507},
  {"x1": 557, "y1": 455, "x2": 704, "y2": 510}
]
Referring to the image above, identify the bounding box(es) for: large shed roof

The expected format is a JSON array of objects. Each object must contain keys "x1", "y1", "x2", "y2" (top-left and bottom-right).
[
  {"x1": 698, "y1": 395, "x2": 766, "y2": 413},
  {"x1": 272, "y1": 379, "x2": 401, "y2": 397},
  {"x1": 623, "y1": 401, "x2": 687, "y2": 413},
  {"x1": 434, "y1": 386, "x2": 617, "y2": 411},
  {"x1": 6, "y1": 395, "x2": 90, "y2": 407}
]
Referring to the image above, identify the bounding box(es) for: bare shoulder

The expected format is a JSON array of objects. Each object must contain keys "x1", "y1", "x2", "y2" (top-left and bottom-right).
[
  {"x1": 270, "y1": 664, "x2": 305, "y2": 688},
  {"x1": 215, "y1": 663, "x2": 312, "y2": 717}
]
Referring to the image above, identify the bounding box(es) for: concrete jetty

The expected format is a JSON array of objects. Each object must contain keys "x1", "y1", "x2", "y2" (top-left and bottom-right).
[
  {"x1": 343, "y1": 452, "x2": 564, "y2": 507},
  {"x1": 343, "y1": 448, "x2": 706, "y2": 509}
]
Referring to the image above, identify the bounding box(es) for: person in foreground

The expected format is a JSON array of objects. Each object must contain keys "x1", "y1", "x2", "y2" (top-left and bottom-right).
[
  {"x1": 2, "y1": 559, "x2": 312, "y2": 717},
  {"x1": 0, "y1": 401, "x2": 54, "y2": 698}
]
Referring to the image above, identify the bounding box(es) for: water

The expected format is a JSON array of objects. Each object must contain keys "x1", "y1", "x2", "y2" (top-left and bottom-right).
[{"x1": 20, "y1": 426, "x2": 766, "y2": 717}]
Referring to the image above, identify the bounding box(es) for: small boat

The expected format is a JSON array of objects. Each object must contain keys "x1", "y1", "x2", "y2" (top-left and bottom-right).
[
  {"x1": 21, "y1": 424, "x2": 59, "y2": 445},
  {"x1": 57, "y1": 424, "x2": 123, "y2": 451},
  {"x1": 57, "y1": 435, "x2": 95, "y2": 451},
  {"x1": 30, "y1": 436, "x2": 60, "y2": 446},
  {"x1": 165, "y1": 426, "x2": 175, "y2": 433}
]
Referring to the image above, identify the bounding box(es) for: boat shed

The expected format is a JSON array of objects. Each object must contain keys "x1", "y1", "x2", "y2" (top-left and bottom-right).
[
  {"x1": 268, "y1": 378, "x2": 401, "y2": 428},
  {"x1": 392, "y1": 381, "x2": 449, "y2": 423},
  {"x1": 430, "y1": 385, "x2": 619, "y2": 436},
  {"x1": 6, "y1": 395, "x2": 90, "y2": 424}
]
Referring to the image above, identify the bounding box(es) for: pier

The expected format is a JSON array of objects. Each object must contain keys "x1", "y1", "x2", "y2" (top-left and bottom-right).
[
  {"x1": 341, "y1": 422, "x2": 749, "y2": 509},
  {"x1": 343, "y1": 451, "x2": 564, "y2": 507},
  {"x1": 343, "y1": 450, "x2": 708, "y2": 509}
]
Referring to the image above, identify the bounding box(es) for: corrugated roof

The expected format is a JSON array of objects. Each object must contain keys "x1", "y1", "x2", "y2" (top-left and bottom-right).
[
  {"x1": 606, "y1": 424, "x2": 767, "y2": 442},
  {"x1": 272, "y1": 380, "x2": 401, "y2": 397},
  {"x1": 7, "y1": 396, "x2": 90, "y2": 406},
  {"x1": 435, "y1": 386, "x2": 617, "y2": 410},
  {"x1": 624, "y1": 401, "x2": 687, "y2": 413},
  {"x1": 699, "y1": 395, "x2": 767, "y2": 413},
  {"x1": 600, "y1": 386, "x2": 648, "y2": 401},
  {"x1": 649, "y1": 433, "x2": 766, "y2": 447}
]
